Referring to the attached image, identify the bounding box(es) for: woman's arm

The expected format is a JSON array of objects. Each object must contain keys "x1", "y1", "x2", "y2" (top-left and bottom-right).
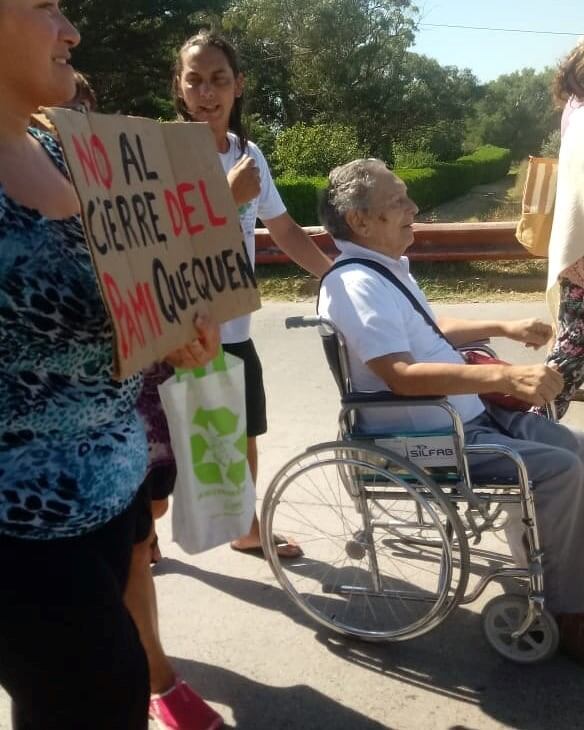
[
  {"x1": 265, "y1": 212, "x2": 332, "y2": 278},
  {"x1": 437, "y1": 317, "x2": 552, "y2": 349}
]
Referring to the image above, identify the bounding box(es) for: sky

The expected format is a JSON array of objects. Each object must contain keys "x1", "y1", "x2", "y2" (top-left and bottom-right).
[{"x1": 413, "y1": 0, "x2": 584, "y2": 82}]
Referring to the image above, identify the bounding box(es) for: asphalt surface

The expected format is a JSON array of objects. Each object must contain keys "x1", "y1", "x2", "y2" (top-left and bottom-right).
[{"x1": 1, "y1": 300, "x2": 583, "y2": 730}]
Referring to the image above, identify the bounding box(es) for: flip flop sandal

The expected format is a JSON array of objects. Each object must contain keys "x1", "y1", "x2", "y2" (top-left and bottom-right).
[{"x1": 231, "y1": 534, "x2": 303, "y2": 559}]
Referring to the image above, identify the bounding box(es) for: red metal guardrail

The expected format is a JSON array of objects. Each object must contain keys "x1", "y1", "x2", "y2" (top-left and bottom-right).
[{"x1": 255, "y1": 222, "x2": 539, "y2": 264}]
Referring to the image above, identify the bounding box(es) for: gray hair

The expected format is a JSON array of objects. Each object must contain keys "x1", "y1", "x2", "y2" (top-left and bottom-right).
[{"x1": 319, "y1": 158, "x2": 388, "y2": 240}]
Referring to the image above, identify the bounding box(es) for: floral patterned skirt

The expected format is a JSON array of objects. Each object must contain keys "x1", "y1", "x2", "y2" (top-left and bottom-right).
[{"x1": 545, "y1": 277, "x2": 584, "y2": 419}]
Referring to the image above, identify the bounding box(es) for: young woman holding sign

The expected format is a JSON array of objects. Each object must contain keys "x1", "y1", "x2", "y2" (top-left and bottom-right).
[
  {"x1": 0, "y1": 3, "x2": 218, "y2": 729},
  {"x1": 171, "y1": 30, "x2": 332, "y2": 553},
  {"x1": 128, "y1": 30, "x2": 332, "y2": 730}
]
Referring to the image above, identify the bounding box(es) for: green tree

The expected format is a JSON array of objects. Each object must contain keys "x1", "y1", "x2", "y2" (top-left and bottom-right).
[
  {"x1": 62, "y1": 0, "x2": 225, "y2": 117},
  {"x1": 223, "y1": 0, "x2": 418, "y2": 155},
  {"x1": 396, "y1": 55, "x2": 479, "y2": 138},
  {"x1": 540, "y1": 128, "x2": 561, "y2": 157},
  {"x1": 244, "y1": 113, "x2": 278, "y2": 165},
  {"x1": 391, "y1": 119, "x2": 466, "y2": 165},
  {"x1": 465, "y1": 68, "x2": 559, "y2": 159},
  {"x1": 273, "y1": 123, "x2": 368, "y2": 176}
]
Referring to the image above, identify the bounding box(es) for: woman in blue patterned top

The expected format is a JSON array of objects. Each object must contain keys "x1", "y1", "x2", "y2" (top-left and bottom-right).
[
  {"x1": 0, "y1": 3, "x2": 218, "y2": 729},
  {"x1": 0, "y1": 121, "x2": 148, "y2": 537}
]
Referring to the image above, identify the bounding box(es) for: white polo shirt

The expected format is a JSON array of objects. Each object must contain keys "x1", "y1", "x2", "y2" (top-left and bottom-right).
[
  {"x1": 318, "y1": 239, "x2": 485, "y2": 433},
  {"x1": 219, "y1": 133, "x2": 286, "y2": 344}
]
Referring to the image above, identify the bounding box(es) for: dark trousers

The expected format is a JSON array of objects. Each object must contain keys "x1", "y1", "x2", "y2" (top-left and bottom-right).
[{"x1": 0, "y1": 500, "x2": 150, "y2": 730}]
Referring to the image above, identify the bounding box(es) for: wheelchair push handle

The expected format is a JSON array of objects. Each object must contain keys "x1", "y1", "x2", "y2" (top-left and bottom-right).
[{"x1": 285, "y1": 316, "x2": 322, "y2": 329}]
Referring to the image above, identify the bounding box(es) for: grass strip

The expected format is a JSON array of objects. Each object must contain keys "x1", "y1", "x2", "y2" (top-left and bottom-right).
[{"x1": 257, "y1": 259, "x2": 547, "y2": 304}]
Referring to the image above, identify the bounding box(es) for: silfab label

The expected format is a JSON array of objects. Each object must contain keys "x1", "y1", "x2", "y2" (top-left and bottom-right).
[{"x1": 374, "y1": 434, "x2": 458, "y2": 468}]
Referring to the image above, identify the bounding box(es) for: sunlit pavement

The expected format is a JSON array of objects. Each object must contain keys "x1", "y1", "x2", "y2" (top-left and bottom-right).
[{"x1": 1, "y1": 300, "x2": 582, "y2": 730}]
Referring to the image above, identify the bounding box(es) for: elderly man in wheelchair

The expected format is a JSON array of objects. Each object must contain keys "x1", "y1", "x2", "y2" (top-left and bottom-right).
[{"x1": 260, "y1": 158, "x2": 584, "y2": 665}]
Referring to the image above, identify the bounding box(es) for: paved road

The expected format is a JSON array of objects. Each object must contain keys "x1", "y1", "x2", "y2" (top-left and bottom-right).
[{"x1": 1, "y1": 301, "x2": 583, "y2": 730}]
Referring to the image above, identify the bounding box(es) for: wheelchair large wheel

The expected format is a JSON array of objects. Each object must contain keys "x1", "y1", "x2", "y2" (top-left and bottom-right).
[
  {"x1": 482, "y1": 594, "x2": 559, "y2": 663},
  {"x1": 336, "y1": 441, "x2": 468, "y2": 550},
  {"x1": 261, "y1": 442, "x2": 470, "y2": 641}
]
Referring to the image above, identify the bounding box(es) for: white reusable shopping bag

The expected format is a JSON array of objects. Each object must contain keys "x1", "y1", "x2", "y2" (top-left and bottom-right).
[{"x1": 158, "y1": 350, "x2": 256, "y2": 553}]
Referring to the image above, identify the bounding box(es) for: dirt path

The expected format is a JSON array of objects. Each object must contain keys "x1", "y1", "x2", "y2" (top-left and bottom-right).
[{"x1": 418, "y1": 171, "x2": 521, "y2": 223}]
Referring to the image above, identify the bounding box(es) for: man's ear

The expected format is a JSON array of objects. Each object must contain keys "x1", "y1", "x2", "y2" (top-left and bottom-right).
[{"x1": 345, "y1": 209, "x2": 368, "y2": 237}]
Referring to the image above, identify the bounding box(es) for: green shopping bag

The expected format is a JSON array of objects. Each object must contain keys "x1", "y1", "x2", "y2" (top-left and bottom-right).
[{"x1": 158, "y1": 349, "x2": 255, "y2": 553}]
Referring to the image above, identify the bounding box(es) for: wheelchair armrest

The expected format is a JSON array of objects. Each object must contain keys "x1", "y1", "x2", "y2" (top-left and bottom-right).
[
  {"x1": 285, "y1": 316, "x2": 322, "y2": 329},
  {"x1": 341, "y1": 392, "x2": 466, "y2": 452},
  {"x1": 458, "y1": 339, "x2": 497, "y2": 358},
  {"x1": 464, "y1": 443, "x2": 529, "y2": 484},
  {"x1": 341, "y1": 391, "x2": 446, "y2": 406}
]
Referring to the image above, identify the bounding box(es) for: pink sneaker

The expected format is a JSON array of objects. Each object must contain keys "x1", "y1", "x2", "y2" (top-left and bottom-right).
[{"x1": 149, "y1": 679, "x2": 223, "y2": 730}]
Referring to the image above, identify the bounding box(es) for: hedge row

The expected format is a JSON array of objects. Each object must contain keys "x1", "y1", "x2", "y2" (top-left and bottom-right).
[
  {"x1": 274, "y1": 145, "x2": 511, "y2": 226},
  {"x1": 274, "y1": 176, "x2": 329, "y2": 228},
  {"x1": 396, "y1": 145, "x2": 512, "y2": 211}
]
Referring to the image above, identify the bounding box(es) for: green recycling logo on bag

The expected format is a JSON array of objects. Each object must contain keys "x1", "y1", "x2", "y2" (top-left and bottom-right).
[{"x1": 190, "y1": 406, "x2": 248, "y2": 496}]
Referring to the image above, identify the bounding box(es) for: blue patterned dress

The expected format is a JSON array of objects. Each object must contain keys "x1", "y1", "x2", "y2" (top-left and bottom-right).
[{"x1": 0, "y1": 129, "x2": 147, "y2": 540}]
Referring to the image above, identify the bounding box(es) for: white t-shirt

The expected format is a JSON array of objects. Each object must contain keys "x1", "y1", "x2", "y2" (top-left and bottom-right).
[
  {"x1": 219, "y1": 132, "x2": 286, "y2": 343},
  {"x1": 318, "y1": 239, "x2": 485, "y2": 433}
]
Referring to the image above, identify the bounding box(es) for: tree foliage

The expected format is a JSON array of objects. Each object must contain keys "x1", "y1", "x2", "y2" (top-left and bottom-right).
[
  {"x1": 540, "y1": 128, "x2": 561, "y2": 158},
  {"x1": 397, "y1": 55, "x2": 480, "y2": 135},
  {"x1": 60, "y1": 1, "x2": 560, "y2": 164},
  {"x1": 273, "y1": 123, "x2": 368, "y2": 176},
  {"x1": 61, "y1": 0, "x2": 226, "y2": 117},
  {"x1": 464, "y1": 68, "x2": 559, "y2": 159},
  {"x1": 244, "y1": 113, "x2": 278, "y2": 165},
  {"x1": 223, "y1": 0, "x2": 418, "y2": 154},
  {"x1": 392, "y1": 119, "x2": 466, "y2": 167}
]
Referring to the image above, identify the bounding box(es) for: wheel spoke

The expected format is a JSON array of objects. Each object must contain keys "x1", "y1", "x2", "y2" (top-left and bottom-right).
[{"x1": 264, "y1": 445, "x2": 468, "y2": 640}]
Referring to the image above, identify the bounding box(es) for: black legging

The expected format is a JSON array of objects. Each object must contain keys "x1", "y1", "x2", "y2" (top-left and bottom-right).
[{"x1": 0, "y1": 499, "x2": 149, "y2": 730}]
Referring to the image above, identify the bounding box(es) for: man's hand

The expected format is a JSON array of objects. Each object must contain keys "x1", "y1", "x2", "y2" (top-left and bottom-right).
[
  {"x1": 165, "y1": 314, "x2": 220, "y2": 369},
  {"x1": 504, "y1": 364, "x2": 564, "y2": 406},
  {"x1": 227, "y1": 155, "x2": 261, "y2": 207},
  {"x1": 503, "y1": 319, "x2": 553, "y2": 350}
]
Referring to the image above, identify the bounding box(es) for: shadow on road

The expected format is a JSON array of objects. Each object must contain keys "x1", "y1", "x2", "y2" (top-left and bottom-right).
[
  {"x1": 157, "y1": 558, "x2": 584, "y2": 730},
  {"x1": 170, "y1": 657, "x2": 393, "y2": 730}
]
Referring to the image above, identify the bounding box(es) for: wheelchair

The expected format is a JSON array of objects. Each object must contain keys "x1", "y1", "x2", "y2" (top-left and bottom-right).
[{"x1": 259, "y1": 316, "x2": 560, "y2": 664}]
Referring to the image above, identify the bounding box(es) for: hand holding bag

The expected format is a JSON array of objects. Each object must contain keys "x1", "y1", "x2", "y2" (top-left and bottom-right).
[
  {"x1": 461, "y1": 350, "x2": 531, "y2": 412},
  {"x1": 158, "y1": 349, "x2": 255, "y2": 553}
]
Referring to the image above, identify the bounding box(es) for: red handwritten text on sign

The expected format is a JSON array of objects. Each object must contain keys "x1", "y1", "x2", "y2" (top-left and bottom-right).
[
  {"x1": 103, "y1": 273, "x2": 163, "y2": 361},
  {"x1": 164, "y1": 180, "x2": 228, "y2": 237},
  {"x1": 73, "y1": 134, "x2": 113, "y2": 190}
]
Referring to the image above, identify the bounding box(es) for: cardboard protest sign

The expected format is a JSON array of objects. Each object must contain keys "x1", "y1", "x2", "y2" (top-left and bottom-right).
[{"x1": 46, "y1": 110, "x2": 260, "y2": 379}]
